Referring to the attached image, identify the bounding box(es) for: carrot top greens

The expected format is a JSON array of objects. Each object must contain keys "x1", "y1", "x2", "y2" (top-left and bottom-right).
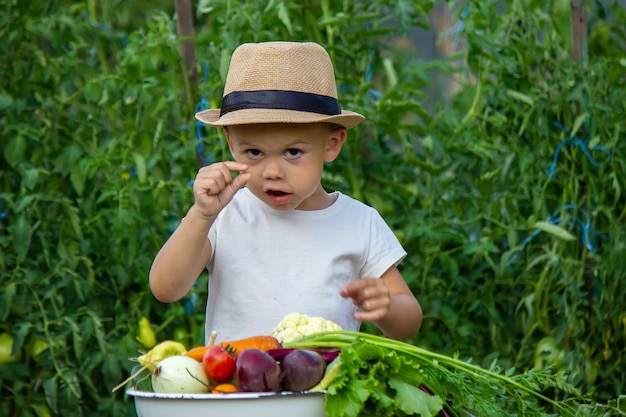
[{"x1": 285, "y1": 331, "x2": 590, "y2": 417}]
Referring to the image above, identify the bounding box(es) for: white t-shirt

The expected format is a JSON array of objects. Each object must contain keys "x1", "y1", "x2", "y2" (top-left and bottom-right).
[{"x1": 205, "y1": 187, "x2": 406, "y2": 342}]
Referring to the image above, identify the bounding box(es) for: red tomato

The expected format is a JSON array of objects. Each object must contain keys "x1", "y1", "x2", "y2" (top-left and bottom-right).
[{"x1": 202, "y1": 345, "x2": 236, "y2": 382}]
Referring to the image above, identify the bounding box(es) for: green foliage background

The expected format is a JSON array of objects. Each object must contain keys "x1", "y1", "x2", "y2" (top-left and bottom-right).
[{"x1": 1, "y1": 0, "x2": 625, "y2": 416}]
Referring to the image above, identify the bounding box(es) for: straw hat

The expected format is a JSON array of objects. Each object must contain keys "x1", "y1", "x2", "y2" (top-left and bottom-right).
[{"x1": 195, "y1": 41, "x2": 365, "y2": 129}]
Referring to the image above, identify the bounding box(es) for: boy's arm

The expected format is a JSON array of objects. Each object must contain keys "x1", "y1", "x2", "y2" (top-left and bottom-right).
[
  {"x1": 149, "y1": 161, "x2": 251, "y2": 303},
  {"x1": 149, "y1": 205, "x2": 215, "y2": 303},
  {"x1": 340, "y1": 266, "x2": 422, "y2": 340},
  {"x1": 376, "y1": 267, "x2": 423, "y2": 339}
]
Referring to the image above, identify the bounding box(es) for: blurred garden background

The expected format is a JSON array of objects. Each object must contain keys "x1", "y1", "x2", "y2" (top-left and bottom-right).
[{"x1": 1, "y1": 0, "x2": 625, "y2": 415}]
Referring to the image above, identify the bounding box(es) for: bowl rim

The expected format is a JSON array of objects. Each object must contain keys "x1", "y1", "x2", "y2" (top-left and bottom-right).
[{"x1": 126, "y1": 387, "x2": 326, "y2": 400}]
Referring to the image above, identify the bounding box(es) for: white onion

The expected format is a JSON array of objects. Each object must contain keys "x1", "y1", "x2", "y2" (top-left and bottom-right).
[{"x1": 151, "y1": 355, "x2": 210, "y2": 393}]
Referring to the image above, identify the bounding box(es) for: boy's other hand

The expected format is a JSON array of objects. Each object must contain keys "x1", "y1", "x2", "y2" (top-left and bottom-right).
[
  {"x1": 340, "y1": 278, "x2": 390, "y2": 323},
  {"x1": 192, "y1": 161, "x2": 251, "y2": 220}
]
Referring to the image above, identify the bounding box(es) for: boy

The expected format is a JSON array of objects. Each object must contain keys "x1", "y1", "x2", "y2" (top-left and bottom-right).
[{"x1": 149, "y1": 41, "x2": 422, "y2": 342}]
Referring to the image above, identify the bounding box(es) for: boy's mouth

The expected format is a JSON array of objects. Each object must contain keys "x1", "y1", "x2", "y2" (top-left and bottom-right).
[
  {"x1": 265, "y1": 189, "x2": 293, "y2": 204},
  {"x1": 266, "y1": 189, "x2": 288, "y2": 197}
]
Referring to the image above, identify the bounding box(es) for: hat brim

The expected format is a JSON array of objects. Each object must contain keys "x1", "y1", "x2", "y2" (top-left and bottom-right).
[{"x1": 195, "y1": 108, "x2": 365, "y2": 129}]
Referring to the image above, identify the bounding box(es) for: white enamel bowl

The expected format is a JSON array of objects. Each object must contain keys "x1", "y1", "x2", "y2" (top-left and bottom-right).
[{"x1": 127, "y1": 388, "x2": 328, "y2": 417}]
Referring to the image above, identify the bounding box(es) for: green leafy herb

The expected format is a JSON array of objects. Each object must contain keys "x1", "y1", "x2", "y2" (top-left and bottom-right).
[
  {"x1": 326, "y1": 342, "x2": 443, "y2": 417},
  {"x1": 286, "y1": 331, "x2": 590, "y2": 417}
]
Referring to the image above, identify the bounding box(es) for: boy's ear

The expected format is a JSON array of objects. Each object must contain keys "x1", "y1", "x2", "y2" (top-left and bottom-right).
[
  {"x1": 223, "y1": 127, "x2": 235, "y2": 155},
  {"x1": 324, "y1": 126, "x2": 347, "y2": 162}
]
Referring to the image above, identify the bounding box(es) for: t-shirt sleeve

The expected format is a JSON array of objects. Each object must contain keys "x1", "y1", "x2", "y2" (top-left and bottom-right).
[{"x1": 361, "y1": 209, "x2": 407, "y2": 278}]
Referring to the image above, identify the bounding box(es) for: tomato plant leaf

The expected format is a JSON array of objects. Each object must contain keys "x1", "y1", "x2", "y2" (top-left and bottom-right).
[
  {"x1": 65, "y1": 317, "x2": 83, "y2": 362},
  {"x1": 532, "y1": 221, "x2": 577, "y2": 241},
  {"x1": 132, "y1": 153, "x2": 147, "y2": 183},
  {"x1": 4, "y1": 136, "x2": 26, "y2": 167},
  {"x1": 13, "y1": 213, "x2": 33, "y2": 263},
  {"x1": 0, "y1": 283, "x2": 16, "y2": 322},
  {"x1": 70, "y1": 161, "x2": 87, "y2": 196},
  {"x1": 0, "y1": 92, "x2": 13, "y2": 109},
  {"x1": 506, "y1": 89, "x2": 535, "y2": 106},
  {"x1": 42, "y1": 377, "x2": 59, "y2": 414},
  {"x1": 569, "y1": 112, "x2": 589, "y2": 139},
  {"x1": 276, "y1": 1, "x2": 293, "y2": 35}
]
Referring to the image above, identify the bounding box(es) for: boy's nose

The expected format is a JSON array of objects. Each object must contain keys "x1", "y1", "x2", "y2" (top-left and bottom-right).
[{"x1": 262, "y1": 160, "x2": 284, "y2": 179}]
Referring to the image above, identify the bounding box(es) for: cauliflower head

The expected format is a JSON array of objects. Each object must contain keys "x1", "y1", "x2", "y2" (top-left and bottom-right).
[{"x1": 271, "y1": 312, "x2": 342, "y2": 344}]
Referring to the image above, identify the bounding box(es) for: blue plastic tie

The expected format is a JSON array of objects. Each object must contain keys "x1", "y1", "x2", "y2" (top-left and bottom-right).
[
  {"x1": 194, "y1": 61, "x2": 211, "y2": 167},
  {"x1": 337, "y1": 34, "x2": 382, "y2": 102},
  {"x1": 506, "y1": 203, "x2": 604, "y2": 265},
  {"x1": 183, "y1": 293, "x2": 197, "y2": 316},
  {"x1": 441, "y1": 6, "x2": 469, "y2": 48},
  {"x1": 170, "y1": 202, "x2": 179, "y2": 233},
  {"x1": 550, "y1": 203, "x2": 599, "y2": 253},
  {"x1": 597, "y1": 0, "x2": 610, "y2": 20},
  {"x1": 364, "y1": 30, "x2": 375, "y2": 85},
  {"x1": 194, "y1": 97, "x2": 208, "y2": 167},
  {"x1": 0, "y1": 201, "x2": 7, "y2": 220},
  {"x1": 548, "y1": 121, "x2": 611, "y2": 178}
]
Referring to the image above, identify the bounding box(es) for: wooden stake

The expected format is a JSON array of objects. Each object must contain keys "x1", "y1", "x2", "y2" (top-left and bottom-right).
[
  {"x1": 174, "y1": 0, "x2": 199, "y2": 107},
  {"x1": 174, "y1": 0, "x2": 204, "y2": 168},
  {"x1": 570, "y1": 0, "x2": 587, "y2": 65},
  {"x1": 570, "y1": 0, "x2": 595, "y2": 304}
]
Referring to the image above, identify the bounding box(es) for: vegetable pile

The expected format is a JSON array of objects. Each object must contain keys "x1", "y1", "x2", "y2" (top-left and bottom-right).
[
  {"x1": 114, "y1": 313, "x2": 340, "y2": 394},
  {"x1": 117, "y1": 313, "x2": 591, "y2": 416}
]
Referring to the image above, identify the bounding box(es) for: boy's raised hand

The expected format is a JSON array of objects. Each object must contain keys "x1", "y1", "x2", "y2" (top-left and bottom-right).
[
  {"x1": 192, "y1": 161, "x2": 251, "y2": 220},
  {"x1": 340, "y1": 278, "x2": 391, "y2": 323}
]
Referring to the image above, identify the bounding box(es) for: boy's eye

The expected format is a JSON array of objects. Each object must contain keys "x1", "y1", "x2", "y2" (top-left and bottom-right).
[
  {"x1": 285, "y1": 148, "x2": 302, "y2": 158},
  {"x1": 246, "y1": 149, "x2": 263, "y2": 158}
]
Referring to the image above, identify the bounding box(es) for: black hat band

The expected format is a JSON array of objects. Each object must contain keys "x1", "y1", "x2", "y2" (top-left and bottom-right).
[{"x1": 219, "y1": 90, "x2": 341, "y2": 117}]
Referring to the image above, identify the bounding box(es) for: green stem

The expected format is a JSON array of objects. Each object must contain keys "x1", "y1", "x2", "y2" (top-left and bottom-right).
[
  {"x1": 459, "y1": 79, "x2": 483, "y2": 129},
  {"x1": 29, "y1": 285, "x2": 82, "y2": 398},
  {"x1": 153, "y1": 313, "x2": 177, "y2": 335}
]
